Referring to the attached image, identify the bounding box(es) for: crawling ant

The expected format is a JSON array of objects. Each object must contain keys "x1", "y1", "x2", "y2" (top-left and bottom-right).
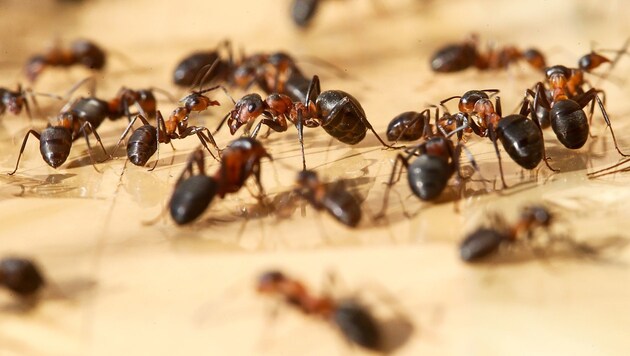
[
  {"x1": 439, "y1": 89, "x2": 556, "y2": 187},
  {"x1": 257, "y1": 270, "x2": 381, "y2": 351},
  {"x1": 0, "y1": 257, "x2": 46, "y2": 299},
  {"x1": 293, "y1": 170, "x2": 362, "y2": 227},
  {"x1": 169, "y1": 138, "x2": 272, "y2": 225},
  {"x1": 221, "y1": 75, "x2": 396, "y2": 170},
  {"x1": 430, "y1": 34, "x2": 546, "y2": 73},
  {"x1": 25, "y1": 39, "x2": 106, "y2": 82},
  {"x1": 460, "y1": 205, "x2": 556, "y2": 262},
  {"x1": 0, "y1": 84, "x2": 35, "y2": 119}
]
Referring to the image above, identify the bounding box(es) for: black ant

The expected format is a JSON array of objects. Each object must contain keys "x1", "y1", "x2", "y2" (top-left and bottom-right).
[
  {"x1": 0, "y1": 257, "x2": 46, "y2": 299},
  {"x1": 257, "y1": 270, "x2": 381, "y2": 351},
  {"x1": 376, "y1": 107, "x2": 483, "y2": 217},
  {"x1": 169, "y1": 138, "x2": 272, "y2": 225},
  {"x1": 25, "y1": 39, "x2": 106, "y2": 82},
  {"x1": 525, "y1": 41, "x2": 630, "y2": 155},
  {"x1": 439, "y1": 89, "x2": 556, "y2": 187},
  {"x1": 172, "y1": 41, "x2": 235, "y2": 88},
  {"x1": 460, "y1": 205, "x2": 557, "y2": 262},
  {"x1": 220, "y1": 75, "x2": 397, "y2": 170},
  {"x1": 430, "y1": 34, "x2": 546, "y2": 73},
  {"x1": 293, "y1": 170, "x2": 363, "y2": 227}
]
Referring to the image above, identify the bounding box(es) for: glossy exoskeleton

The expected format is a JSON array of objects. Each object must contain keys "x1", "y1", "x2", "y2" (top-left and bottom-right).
[
  {"x1": 221, "y1": 75, "x2": 395, "y2": 170},
  {"x1": 459, "y1": 205, "x2": 553, "y2": 262},
  {"x1": 0, "y1": 257, "x2": 46, "y2": 297},
  {"x1": 173, "y1": 41, "x2": 234, "y2": 87},
  {"x1": 169, "y1": 138, "x2": 272, "y2": 225},
  {"x1": 25, "y1": 39, "x2": 106, "y2": 82},
  {"x1": 430, "y1": 34, "x2": 546, "y2": 73},
  {"x1": 386, "y1": 110, "x2": 430, "y2": 142},
  {"x1": 257, "y1": 270, "x2": 381, "y2": 351},
  {"x1": 294, "y1": 170, "x2": 362, "y2": 227}
]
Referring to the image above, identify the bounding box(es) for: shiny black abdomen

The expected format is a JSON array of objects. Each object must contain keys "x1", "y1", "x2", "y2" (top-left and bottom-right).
[
  {"x1": 496, "y1": 114, "x2": 544, "y2": 169},
  {"x1": 127, "y1": 125, "x2": 157, "y2": 166},
  {"x1": 550, "y1": 100, "x2": 588, "y2": 149},
  {"x1": 407, "y1": 154, "x2": 452, "y2": 201},
  {"x1": 173, "y1": 52, "x2": 224, "y2": 87},
  {"x1": 459, "y1": 228, "x2": 506, "y2": 262},
  {"x1": 322, "y1": 187, "x2": 362, "y2": 227},
  {"x1": 169, "y1": 175, "x2": 218, "y2": 225},
  {"x1": 40, "y1": 127, "x2": 73, "y2": 168},
  {"x1": 0, "y1": 257, "x2": 46, "y2": 296},
  {"x1": 333, "y1": 300, "x2": 380, "y2": 351},
  {"x1": 430, "y1": 44, "x2": 477, "y2": 73},
  {"x1": 316, "y1": 90, "x2": 367, "y2": 145}
]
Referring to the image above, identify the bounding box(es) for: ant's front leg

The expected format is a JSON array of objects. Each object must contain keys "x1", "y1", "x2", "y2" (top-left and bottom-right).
[{"x1": 250, "y1": 112, "x2": 288, "y2": 139}]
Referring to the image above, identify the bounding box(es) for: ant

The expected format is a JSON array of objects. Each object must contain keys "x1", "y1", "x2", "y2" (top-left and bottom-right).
[
  {"x1": 430, "y1": 34, "x2": 546, "y2": 73},
  {"x1": 438, "y1": 89, "x2": 557, "y2": 187},
  {"x1": 25, "y1": 39, "x2": 106, "y2": 82},
  {"x1": 525, "y1": 42, "x2": 630, "y2": 155},
  {"x1": 0, "y1": 257, "x2": 46, "y2": 299},
  {"x1": 257, "y1": 270, "x2": 381, "y2": 351},
  {"x1": 293, "y1": 170, "x2": 362, "y2": 227},
  {"x1": 376, "y1": 107, "x2": 483, "y2": 217},
  {"x1": 172, "y1": 40, "x2": 235, "y2": 88},
  {"x1": 220, "y1": 75, "x2": 397, "y2": 170},
  {"x1": 386, "y1": 109, "x2": 431, "y2": 142},
  {"x1": 460, "y1": 205, "x2": 558, "y2": 262},
  {"x1": 169, "y1": 138, "x2": 272, "y2": 225},
  {"x1": 0, "y1": 84, "x2": 36, "y2": 119}
]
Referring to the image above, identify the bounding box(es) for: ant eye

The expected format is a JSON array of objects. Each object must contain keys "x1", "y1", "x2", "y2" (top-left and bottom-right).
[{"x1": 247, "y1": 103, "x2": 258, "y2": 113}]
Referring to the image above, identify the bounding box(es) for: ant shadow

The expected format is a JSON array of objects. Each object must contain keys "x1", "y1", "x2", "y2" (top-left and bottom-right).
[{"x1": 1, "y1": 173, "x2": 78, "y2": 198}]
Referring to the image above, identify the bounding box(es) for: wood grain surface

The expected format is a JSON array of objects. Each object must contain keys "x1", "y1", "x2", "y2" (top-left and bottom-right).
[{"x1": 1, "y1": 0, "x2": 630, "y2": 355}]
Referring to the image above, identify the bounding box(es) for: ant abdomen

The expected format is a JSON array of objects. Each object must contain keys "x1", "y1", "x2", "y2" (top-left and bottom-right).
[
  {"x1": 407, "y1": 155, "x2": 452, "y2": 201},
  {"x1": 40, "y1": 128, "x2": 73, "y2": 168},
  {"x1": 169, "y1": 175, "x2": 218, "y2": 225},
  {"x1": 0, "y1": 257, "x2": 46, "y2": 296},
  {"x1": 550, "y1": 100, "x2": 588, "y2": 149},
  {"x1": 323, "y1": 188, "x2": 362, "y2": 227},
  {"x1": 127, "y1": 126, "x2": 158, "y2": 166},
  {"x1": 496, "y1": 114, "x2": 544, "y2": 169},
  {"x1": 459, "y1": 228, "x2": 506, "y2": 262},
  {"x1": 71, "y1": 39, "x2": 106, "y2": 70},
  {"x1": 317, "y1": 90, "x2": 367, "y2": 145},
  {"x1": 333, "y1": 300, "x2": 381, "y2": 351},
  {"x1": 386, "y1": 111, "x2": 427, "y2": 141},
  {"x1": 430, "y1": 44, "x2": 477, "y2": 73}
]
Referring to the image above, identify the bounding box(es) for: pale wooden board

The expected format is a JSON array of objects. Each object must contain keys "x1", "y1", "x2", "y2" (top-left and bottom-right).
[{"x1": 1, "y1": 0, "x2": 630, "y2": 355}]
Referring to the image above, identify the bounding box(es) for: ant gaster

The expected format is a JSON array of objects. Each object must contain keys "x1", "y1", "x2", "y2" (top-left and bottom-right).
[
  {"x1": 430, "y1": 34, "x2": 546, "y2": 73},
  {"x1": 257, "y1": 270, "x2": 381, "y2": 351},
  {"x1": 221, "y1": 75, "x2": 396, "y2": 170},
  {"x1": 386, "y1": 109, "x2": 431, "y2": 142},
  {"x1": 459, "y1": 205, "x2": 553, "y2": 262},
  {"x1": 294, "y1": 170, "x2": 362, "y2": 227},
  {"x1": 0, "y1": 257, "x2": 46, "y2": 298},
  {"x1": 169, "y1": 138, "x2": 272, "y2": 225},
  {"x1": 25, "y1": 39, "x2": 106, "y2": 82},
  {"x1": 173, "y1": 41, "x2": 234, "y2": 87}
]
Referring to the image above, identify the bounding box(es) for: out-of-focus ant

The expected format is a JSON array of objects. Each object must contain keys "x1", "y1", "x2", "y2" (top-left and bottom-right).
[
  {"x1": 220, "y1": 75, "x2": 397, "y2": 170},
  {"x1": 257, "y1": 270, "x2": 381, "y2": 351},
  {"x1": 173, "y1": 40, "x2": 235, "y2": 88},
  {"x1": 439, "y1": 89, "x2": 557, "y2": 187},
  {"x1": 169, "y1": 138, "x2": 272, "y2": 225},
  {"x1": 0, "y1": 257, "x2": 46, "y2": 299},
  {"x1": 25, "y1": 39, "x2": 106, "y2": 82},
  {"x1": 293, "y1": 170, "x2": 363, "y2": 227},
  {"x1": 291, "y1": 0, "x2": 321, "y2": 28},
  {"x1": 0, "y1": 84, "x2": 36, "y2": 119},
  {"x1": 430, "y1": 34, "x2": 546, "y2": 73}
]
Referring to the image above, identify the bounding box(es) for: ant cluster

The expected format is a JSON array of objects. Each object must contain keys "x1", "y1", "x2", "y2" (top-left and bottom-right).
[{"x1": 2, "y1": 29, "x2": 628, "y2": 352}]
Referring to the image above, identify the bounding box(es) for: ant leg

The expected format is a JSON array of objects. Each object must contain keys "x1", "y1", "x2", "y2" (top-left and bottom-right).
[
  {"x1": 587, "y1": 157, "x2": 630, "y2": 178},
  {"x1": 526, "y1": 100, "x2": 559, "y2": 172},
  {"x1": 495, "y1": 96, "x2": 502, "y2": 117},
  {"x1": 109, "y1": 115, "x2": 142, "y2": 159},
  {"x1": 173, "y1": 147, "x2": 206, "y2": 187},
  {"x1": 8, "y1": 130, "x2": 41, "y2": 175},
  {"x1": 529, "y1": 87, "x2": 559, "y2": 172},
  {"x1": 214, "y1": 112, "x2": 231, "y2": 135},
  {"x1": 179, "y1": 126, "x2": 220, "y2": 161},
  {"x1": 393, "y1": 109, "x2": 430, "y2": 143},
  {"x1": 439, "y1": 95, "x2": 462, "y2": 106},
  {"x1": 149, "y1": 113, "x2": 168, "y2": 171},
  {"x1": 488, "y1": 124, "x2": 508, "y2": 189},
  {"x1": 305, "y1": 75, "x2": 322, "y2": 106},
  {"x1": 577, "y1": 89, "x2": 629, "y2": 157},
  {"x1": 296, "y1": 111, "x2": 307, "y2": 171},
  {"x1": 79, "y1": 121, "x2": 108, "y2": 165},
  {"x1": 375, "y1": 152, "x2": 414, "y2": 219}
]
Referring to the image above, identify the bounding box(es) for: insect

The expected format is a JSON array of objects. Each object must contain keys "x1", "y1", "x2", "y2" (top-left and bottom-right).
[
  {"x1": 386, "y1": 109, "x2": 431, "y2": 142},
  {"x1": 221, "y1": 75, "x2": 396, "y2": 170},
  {"x1": 430, "y1": 34, "x2": 546, "y2": 73},
  {"x1": 257, "y1": 270, "x2": 381, "y2": 351},
  {"x1": 438, "y1": 89, "x2": 556, "y2": 187},
  {"x1": 376, "y1": 107, "x2": 482, "y2": 217},
  {"x1": 8, "y1": 100, "x2": 109, "y2": 174},
  {"x1": 0, "y1": 84, "x2": 35, "y2": 119},
  {"x1": 172, "y1": 40, "x2": 235, "y2": 88},
  {"x1": 459, "y1": 205, "x2": 555, "y2": 262},
  {"x1": 0, "y1": 257, "x2": 46, "y2": 298},
  {"x1": 25, "y1": 39, "x2": 106, "y2": 82},
  {"x1": 293, "y1": 170, "x2": 362, "y2": 227},
  {"x1": 169, "y1": 138, "x2": 272, "y2": 225}
]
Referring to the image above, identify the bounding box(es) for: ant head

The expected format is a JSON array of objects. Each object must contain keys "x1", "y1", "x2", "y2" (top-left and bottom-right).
[
  {"x1": 522, "y1": 205, "x2": 553, "y2": 226},
  {"x1": 523, "y1": 48, "x2": 547, "y2": 70},
  {"x1": 458, "y1": 90, "x2": 489, "y2": 113},
  {"x1": 6, "y1": 92, "x2": 26, "y2": 115},
  {"x1": 578, "y1": 51, "x2": 611, "y2": 72},
  {"x1": 230, "y1": 94, "x2": 265, "y2": 132},
  {"x1": 296, "y1": 169, "x2": 319, "y2": 188},
  {"x1": 256, "y1": 270, "x2": 287, "y2": 293}
]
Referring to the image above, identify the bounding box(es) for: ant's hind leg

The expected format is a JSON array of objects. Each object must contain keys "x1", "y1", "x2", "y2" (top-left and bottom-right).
[{"x1": 8, "y1": 130, "x2": 41, "y2": 175}]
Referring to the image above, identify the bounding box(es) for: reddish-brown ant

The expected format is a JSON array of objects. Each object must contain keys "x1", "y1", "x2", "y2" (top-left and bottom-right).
[
  {"x1": 430, "y1": 34, "x2": 546, "y2": 73},
  {"x1": 257, "y1": 270, "x2": 381, "y2": 351},
  {"x1": 0, "y1": 257, "x2": 46, "y2": 299},
  {"x1": 220, "y1": 75, "x2": 396, "y2": 170},
  {"x1": 0, "y1": 84, "x2": 36, "y2": 119},
  {"x1": 25, "y1": 39, "x2": 106, "y2": 82},
  {"x1": 293, "y1": 170, "x2": 363, "y2": 227},
  {"x1": 169, "y1": 138, "x2": 272, "y2": 225}
]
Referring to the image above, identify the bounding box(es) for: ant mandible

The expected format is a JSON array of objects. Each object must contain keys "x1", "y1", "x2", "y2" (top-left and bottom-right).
[
  {"x1": 169, "y1": 138, "x2": 272, "y2": 225},
  {"x1": 293, "y1": 170, "x2": 363, "y2": 227},
  {"x1": 430, "y1": 34, "x2": 546, "y2": 73},
  {"x1": 257, "y1": 270, "x2": 381, "y2": 351},
  {"x1": 220, "y1": 75, "x2": 397, "y2": 170},
  {"x1": 25, "y1": 39, "x2": 106, "y2": 82},
  {"x1": 439, "y1": 89, "x2": 557, "y2": 188},
  {"x1": 0, "y1": 257, "x2": 46, "y2": 299},
  {"x1": 459, "y1": 205, "x2": 555, "y2": 262}
]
